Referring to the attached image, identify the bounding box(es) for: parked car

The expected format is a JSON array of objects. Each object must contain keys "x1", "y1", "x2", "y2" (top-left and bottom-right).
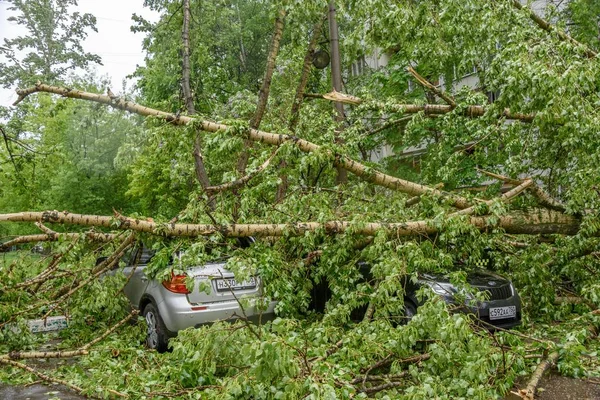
[
  {"x1": 106, "y1": 244, "x2": 277, "y2": 352},
  {"x1": 312, "y1": 262, "x2": 521, "y2": 329},
  {"x1": 405, "y1": 270, "x2": 522, "y2": 329}
]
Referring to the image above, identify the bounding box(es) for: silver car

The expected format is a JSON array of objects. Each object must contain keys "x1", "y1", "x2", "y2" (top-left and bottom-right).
[{"x1": 114, "y1": 245, "x2": 277, "y2": 352}]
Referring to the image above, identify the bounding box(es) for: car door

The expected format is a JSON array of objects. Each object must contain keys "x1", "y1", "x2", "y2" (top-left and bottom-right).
[{"x1": 122, "y1": 246, "x2": 154, "y2": 308}]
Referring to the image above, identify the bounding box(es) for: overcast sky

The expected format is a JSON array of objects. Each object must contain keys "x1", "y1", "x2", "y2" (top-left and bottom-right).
[{"x1": 0, "y1": 0, "x2": 159, "y2": 106}]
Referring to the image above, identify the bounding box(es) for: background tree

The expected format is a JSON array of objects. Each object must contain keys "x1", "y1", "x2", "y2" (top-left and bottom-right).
[{"x1": 0, "y1": 0, "x2": 101, "y2": 88}]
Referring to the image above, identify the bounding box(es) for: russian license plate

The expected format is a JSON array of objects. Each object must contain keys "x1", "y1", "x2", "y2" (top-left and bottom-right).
[
  {"x1": 489, "y1": 306, "x2": 516, "y2": 320},
  {"x1": 216, "y1": 276, "x2": 257, "y2": 291}
]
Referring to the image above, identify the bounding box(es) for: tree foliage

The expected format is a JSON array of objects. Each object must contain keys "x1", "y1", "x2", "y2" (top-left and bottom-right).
[{"x1": 1, "y1": 0, "x2": 600, "y2": 398}]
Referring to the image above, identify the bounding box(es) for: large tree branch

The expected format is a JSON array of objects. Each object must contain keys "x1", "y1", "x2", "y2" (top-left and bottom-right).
[
  {"x1": 289, "y1": 15, "x2": 327, "y2": 132},
  {"x1": 278, "y1": 14, "x2": 327, "y2": 202},
  {"x1": 0, "y1": 359, "x2": 97, "y2": 398},
  {"x1": 305, "y1": 91, "x2": 536, "y2": 122},
  {"x1": 0, "y1": 209, "x2": 583, "y2": 237},
  {"x1": 511, "y1": 0, "x2": 597, "y2": 59},
  {"x1": 451, "y1": 178, "x2": 533, "y2": 216},
  {"x1": 237, "y1": 9, "x2": 287, "y2": 175},
  {"x1": 407, "y1": 66, "x2": 456, "y2": 108},
  {"x1": 0, "y1": 231, "x2": 115, "y2": 250},
  {"x1": 14, "y1": 83, "x2": 472, "y2": 209},
  {"x1": 478, "y1": 169, "x2": 567, "y2": 212}
]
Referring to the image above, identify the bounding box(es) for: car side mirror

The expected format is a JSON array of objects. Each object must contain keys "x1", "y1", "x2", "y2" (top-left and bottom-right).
[{"x1": 95, "y1": 256, "x2": 108, "y2": 266}]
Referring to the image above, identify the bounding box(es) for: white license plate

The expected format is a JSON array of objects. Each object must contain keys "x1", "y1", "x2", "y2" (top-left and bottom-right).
[
  {"x1": 489, "y1": 306, "x2": 516, "y2": 320},
  {"x1": 216, "y1": 277, "x2": 257, "y2": 291}
]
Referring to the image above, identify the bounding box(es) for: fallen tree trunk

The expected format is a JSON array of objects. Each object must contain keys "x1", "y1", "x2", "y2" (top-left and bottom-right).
[
  {"x1": 0, "y1": 209, "x2": 582, "y2": 238},
  {"x1": 0, "y1": 232, "x2": 116, "y2": 249},
  {"x1": 13, "y1": 83, "x2": 472, "y2": 209}
]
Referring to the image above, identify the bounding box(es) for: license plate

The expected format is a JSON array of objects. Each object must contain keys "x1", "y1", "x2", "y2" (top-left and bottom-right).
[
  {"x1": 489, "y1": 306, "x2": 516, "y2": 320},
  {"x1": 216, "y1": 277, "x2": 257, "y2": 291}
]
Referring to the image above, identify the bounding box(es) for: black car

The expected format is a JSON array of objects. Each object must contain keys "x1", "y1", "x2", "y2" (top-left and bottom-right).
[
  {"x1": 404, "y1": 270, "x2": 522, "y2": 329},
  {"x1": 311, "y1": 265, "x2": 522, "y2": 329}
]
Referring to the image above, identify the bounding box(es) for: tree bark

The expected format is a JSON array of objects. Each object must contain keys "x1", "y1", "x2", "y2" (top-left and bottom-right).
[
  {"x1": 277, "y1": 15, "x2": 327, "y2": 203},
  {"x1": 328, "y1": 1, "x2": 347, "y2": 185},
  {"x1": 0, "y1": 209, "x2": 584, "y2": 238},
  {"x1": 236, "y1": 9, "x2": 286, "y2": 175},
  {"x1": 517, "y1": 351, "x2": 559, "y2": 400},
  {"x1": 0, "y1": 232, "x2": 116, "y2": 250},
  {"x1": 15, "y1": 83, "x2": 475, "y2": 209},
  {"x1": 451, "y1": 178, "x2": 533, "y2": 216},
  {"x1": 289, "y1": 17, "x2": 326, "y2": 133},
  {"x1": 181, "y1": 0, "x2": 195, "y2": 116}
]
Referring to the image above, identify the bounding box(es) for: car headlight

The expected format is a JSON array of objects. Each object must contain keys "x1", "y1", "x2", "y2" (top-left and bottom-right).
[{"x1": 426, "y1": 282, "x2": 456, "y2": 297}]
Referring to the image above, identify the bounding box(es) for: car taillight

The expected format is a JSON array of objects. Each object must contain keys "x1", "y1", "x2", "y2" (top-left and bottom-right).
[{"x1": 162, "y1": 273, "x2": 190, "y2": 294}]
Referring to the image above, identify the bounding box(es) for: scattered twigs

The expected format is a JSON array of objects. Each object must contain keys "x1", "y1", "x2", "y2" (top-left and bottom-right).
[
  {"x1": 289, "y1": 14, "x2": 326, "y2": 132},
  {"x1": 406, "y1": 66, "x2": 456, "y2": 108},
  {"x1": 13, "y1": 243, "x2": 75, "y2": 289},
  {"x1": 80, "y1": 309, "x2": 139, "y2": 351},
  {"x1": 350, "y1": 371, "x2": 409, "y2": 385},
  {"x1": 475, "y1": 318, "x2": 555, "y2": 346},
  {"x1": 278, "y1": 12, "x2": 326, "y2": 202},
  {"x1": 206, "y1": 147, "x2": 280, "y2": 194},
  {"x1": 310, "y1": 339, "x2": 344, "y2": 363},
  {"x1": 451, "y1": 178, "x2": 533, "y2": 216},
  {"x1": 554, "y1": 296, "x2": 598, "y2": 310},
  {"x1": 0, "y1": 311, "x2": 138, "y2": 363},
  {"x1": 35, "y1": 222, "x2": 55, "y2": 234},
  {"x1": 365, "y1": 116, "x2": 413, "y2": 137},
  {"x1": 510, "y1": 0, "x2": 597, "y2": 59},
  {"x1": 514, "y1": 351, "x2": 559, "y2": 400},
  {"x1": 359, "y1": 379, "x2": 405, "y2": 394},
  {"x1": 360, "y1": 353, "x2": 431, "y2": 374}
]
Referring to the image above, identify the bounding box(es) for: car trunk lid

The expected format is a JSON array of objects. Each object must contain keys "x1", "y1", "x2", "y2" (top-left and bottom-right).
[{"x1": 185, "y1": 262, "x2": 261, "y2": 304}]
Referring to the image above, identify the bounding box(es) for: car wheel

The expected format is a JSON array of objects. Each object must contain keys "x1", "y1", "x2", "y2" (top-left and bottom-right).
[{"x1": 142, "y1": 303, "x2": 170, "y2": 353}]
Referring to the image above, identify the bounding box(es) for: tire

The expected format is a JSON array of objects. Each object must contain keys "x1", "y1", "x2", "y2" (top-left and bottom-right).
[{"x1": 142, "y1": 303, "x2": 170, "y2": 353}]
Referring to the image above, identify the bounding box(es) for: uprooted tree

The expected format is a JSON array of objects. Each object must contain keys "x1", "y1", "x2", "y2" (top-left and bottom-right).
[{"x1": 1, "y1": 0, "x2": 600, "y2": 398}]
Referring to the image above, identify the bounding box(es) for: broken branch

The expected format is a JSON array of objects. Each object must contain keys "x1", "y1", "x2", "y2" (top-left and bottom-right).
[
  {"x1": 206, "y1": 147, "x2": 280, "y2": 194},
  {"x1": 516, "y1": 351, "x2": 559, "y2": 400},
  {"x1": 407, "y1": 66, "x2": 456, "y2": 108},
  {"x1": 511, "y1": 0, "x2": 597, "y2": 59}
]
